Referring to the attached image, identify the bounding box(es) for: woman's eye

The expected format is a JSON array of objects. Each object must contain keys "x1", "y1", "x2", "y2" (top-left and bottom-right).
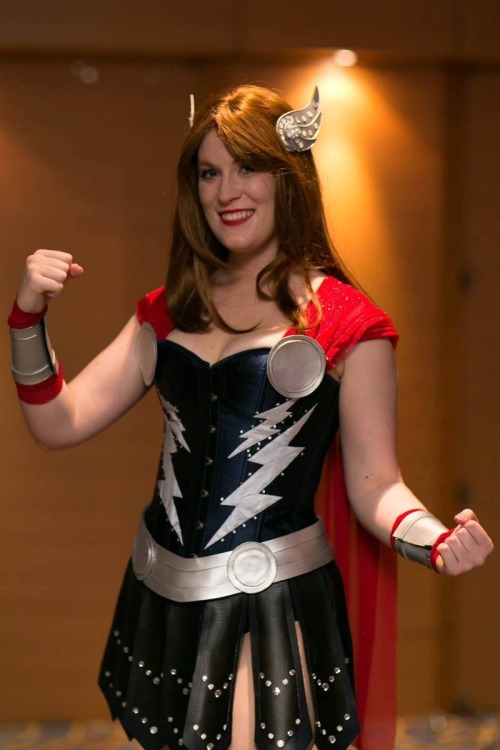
[
  {"x1": 199, "y1": 168, "x2": 218, "y2": 180},
  {"x1": 240, "y1": 164, "x2": 255, "y2": 175}
]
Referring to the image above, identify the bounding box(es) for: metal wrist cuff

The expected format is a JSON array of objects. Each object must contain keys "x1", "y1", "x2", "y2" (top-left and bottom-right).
[
  {"x1": 9, "y1": 318, "x2": 58, "y2": 385},
  {"x1": 392, "y1": 510, "x2": 448, "y2": 569}
]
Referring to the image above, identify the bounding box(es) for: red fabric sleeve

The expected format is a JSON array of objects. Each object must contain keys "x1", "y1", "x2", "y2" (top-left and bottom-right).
[
  {"x1": 304, "y1": 277, "x2": 398, "y2": 370},
  {"x1": 135, "y1": 287, "x2": 174, "y2": 340}
]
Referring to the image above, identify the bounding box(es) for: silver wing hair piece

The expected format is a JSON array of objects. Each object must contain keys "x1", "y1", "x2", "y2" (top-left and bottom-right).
[{"x1": 275, "y1": 86, "x2": 322, "y2": 152}]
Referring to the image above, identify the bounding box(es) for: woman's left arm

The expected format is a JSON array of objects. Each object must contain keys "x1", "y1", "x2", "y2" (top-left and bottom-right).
[{"x1": 338, "y1": 338, "x2": 494, "y2": 574}]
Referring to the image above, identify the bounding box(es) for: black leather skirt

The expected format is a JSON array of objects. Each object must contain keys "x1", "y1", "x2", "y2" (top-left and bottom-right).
[{"x1": 99, "y1": 560, "x2": 360, "y2": 750}]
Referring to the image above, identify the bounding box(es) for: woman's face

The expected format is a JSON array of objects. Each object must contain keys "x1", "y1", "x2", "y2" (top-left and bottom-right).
[{"x1": 197, "y1": 130, "x2": 279, "y2": 265}]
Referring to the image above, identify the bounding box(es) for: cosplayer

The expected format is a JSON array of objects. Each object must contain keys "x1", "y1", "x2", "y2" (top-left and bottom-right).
[{"x1": 8, "y1": 85, "x2": 493, "y2": 750}]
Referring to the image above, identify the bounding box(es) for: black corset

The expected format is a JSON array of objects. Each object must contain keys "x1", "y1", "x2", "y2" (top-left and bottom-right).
[{"x1": 144, "y1": 341, "x2": 340, "y2": 558}]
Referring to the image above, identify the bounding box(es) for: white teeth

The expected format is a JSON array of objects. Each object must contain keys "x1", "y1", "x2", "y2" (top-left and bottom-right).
[{"x1": 220, "y1": 210, "x2": 253, "y2": 221}]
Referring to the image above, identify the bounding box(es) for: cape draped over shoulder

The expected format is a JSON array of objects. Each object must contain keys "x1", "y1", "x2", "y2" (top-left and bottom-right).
[{"x1": 136, "y1": 276, "x2": 399, "y2": 750}]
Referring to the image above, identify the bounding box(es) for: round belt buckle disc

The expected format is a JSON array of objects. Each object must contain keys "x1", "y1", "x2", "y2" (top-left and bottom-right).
[
  {"x1": 133, "y1": 529, "x2": 156, "y2": 580},
  {"x1": 227, "y1": 542, "x2": 277, "y2": 593},
  {"x1": 267, "y1": 335, "x2": 326, "y2": 398}
]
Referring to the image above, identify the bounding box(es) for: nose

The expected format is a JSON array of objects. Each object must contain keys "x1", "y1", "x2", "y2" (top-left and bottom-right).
[{"x1": 217, "y1": 172, "x2": 242, "y2": 204}]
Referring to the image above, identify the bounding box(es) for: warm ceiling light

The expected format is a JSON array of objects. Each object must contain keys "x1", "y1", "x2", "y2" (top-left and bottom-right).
[{"x1": 332, "y1": 49, "x2": 358, "y2": 67}]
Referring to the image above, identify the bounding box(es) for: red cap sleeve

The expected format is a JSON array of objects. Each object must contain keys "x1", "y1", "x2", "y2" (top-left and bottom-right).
[
  {"x1": 308, "y1": 277, "x2": 398, "y2": 370},
  {"x1": 136, "y1": 287, "x2": 174, "y2": 341}
]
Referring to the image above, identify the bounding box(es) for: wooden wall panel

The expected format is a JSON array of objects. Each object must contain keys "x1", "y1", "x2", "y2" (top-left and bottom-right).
[
  {"x1": 0, "y1": 0, "x2": 237, "y2": 55},
  {"x1": 462, "y1": 0, "x2": 500, "y2": 61},
  {"x1": 2, "y1": 2, "x2": 500, "y2": 64},
  {"x1": 243, "y1": 1, "x2": 455, "y2": 56},
  {"x1": 455, "y1": 70, "x2": 500, "y2": 711}
]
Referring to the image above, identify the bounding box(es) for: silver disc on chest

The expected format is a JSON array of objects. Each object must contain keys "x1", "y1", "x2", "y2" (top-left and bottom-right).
[
  {"x1": 267, "y1": 334, "x2": 326, "y2": 398},
  {"x1": 135, "y1": 322, "x2": 158, "y2": 387}
]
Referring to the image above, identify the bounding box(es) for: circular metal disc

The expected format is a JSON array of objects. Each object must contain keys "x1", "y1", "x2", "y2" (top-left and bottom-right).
[
  {"x1": 227, "y1": 542, "x2": 277, "y2": 594},
  {"x1": 267, "y1": 334, "x2": 326, "y2": 398},
  {"x1": 135, "y1": 322, "x2": 157, "y2": 387},
  {"x1": 132, "y1": 531, "x2": 156, "y2": 581}
]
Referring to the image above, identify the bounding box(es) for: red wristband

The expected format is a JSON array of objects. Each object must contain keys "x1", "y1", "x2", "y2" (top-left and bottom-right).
[
  {"x1": 390, "y1": 508, "x2": 422, "y2": 549},
  {"x1": 8, "y1": 299, "x2": 48, "y2": 329},
  {"x1": 429, "y1": 529, "x2": 454, "y2": 572},
  {"x1": 14, "y1": 362, "x2": 64, "y2": 405}
]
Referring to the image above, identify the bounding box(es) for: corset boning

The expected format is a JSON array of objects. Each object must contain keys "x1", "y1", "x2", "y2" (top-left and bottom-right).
[{"x1": 144, "y1": 340, "x2": 340, "y2": 559}]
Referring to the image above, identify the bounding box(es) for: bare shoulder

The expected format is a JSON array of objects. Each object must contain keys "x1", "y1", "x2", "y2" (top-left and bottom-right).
[
  {"x1": 343, "y1": 337, "x2": 397, "y2": 381},
  {"x1": 329, "y1": 337, "x2": 396, "y2": 384},
  {"x1": 345, "y1": 336, "x2": 395, "y2": 364}
]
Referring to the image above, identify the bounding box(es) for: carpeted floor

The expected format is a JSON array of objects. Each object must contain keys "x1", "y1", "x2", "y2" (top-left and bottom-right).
[
  {"x1": 397, "y1": 713, "x2": 500, "y2": 749},
  {"x1": 0, "y1": 714, "x2": 500, "y2": 750},
  {"x1": 0, "y1": 715, "x2": 499, "y2": 750}
]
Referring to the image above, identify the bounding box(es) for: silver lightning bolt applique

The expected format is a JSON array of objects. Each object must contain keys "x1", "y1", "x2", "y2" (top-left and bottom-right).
[
  {"x1": 158, "y1": 395, "x2": 190, "y2": 545},
  {"x1": 204, "y1": 400, "x2": 316, "y2": 549}
]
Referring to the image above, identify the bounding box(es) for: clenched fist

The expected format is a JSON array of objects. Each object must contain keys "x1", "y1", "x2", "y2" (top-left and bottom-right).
[
  {"x1": 17, "y1": 249, "x2": 84, "y2": 314},
  {"x1": 434, "y1": 509, "x2": 494, "y2": 575}
]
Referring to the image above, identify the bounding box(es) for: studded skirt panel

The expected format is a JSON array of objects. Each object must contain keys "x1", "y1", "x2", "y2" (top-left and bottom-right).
[{"x1": 99, "y1": 342, "x2": 361, "y2": 749}]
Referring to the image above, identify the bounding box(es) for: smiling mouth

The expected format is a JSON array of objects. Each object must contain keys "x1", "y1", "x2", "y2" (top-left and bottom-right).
[{"x1": 219, "y1": 209, "x2": 255, "y2": 226}]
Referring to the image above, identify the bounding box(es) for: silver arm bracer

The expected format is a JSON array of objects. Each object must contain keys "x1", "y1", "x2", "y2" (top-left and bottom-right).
[
  {"x1": 9, "y1": 319, "x2": 58, "y2": 385},
  {"x1": 392, "y1": 510, "x2": 449, "y2": 569}
]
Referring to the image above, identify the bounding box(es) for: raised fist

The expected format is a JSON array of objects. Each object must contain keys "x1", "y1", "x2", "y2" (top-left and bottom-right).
[
  {"x1": 434, "y1": 509, "x2": 494, "y2": 575},
  {"x1": 16, "y1": 249, "x2": 84, "y2": 314}
]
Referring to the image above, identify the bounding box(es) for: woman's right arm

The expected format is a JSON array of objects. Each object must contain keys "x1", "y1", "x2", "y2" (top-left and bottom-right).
[{"x1": 11, "y1": 249, "x2": 148, "y2": 450}]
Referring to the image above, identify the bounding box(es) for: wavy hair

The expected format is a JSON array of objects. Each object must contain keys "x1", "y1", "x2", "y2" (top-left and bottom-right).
[{"x1": 166, "y1": 84, "x2": 354, "y2": 332}]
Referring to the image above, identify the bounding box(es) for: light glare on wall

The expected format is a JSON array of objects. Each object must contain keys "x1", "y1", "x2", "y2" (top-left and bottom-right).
[{"x1": 332, "y1": 49, "x2": 358, "y2": 67}]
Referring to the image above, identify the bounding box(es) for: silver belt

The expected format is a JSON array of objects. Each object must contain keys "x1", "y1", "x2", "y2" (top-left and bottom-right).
[{"x1": 132, "y1": 518, "x2": 334, "y2": 603}]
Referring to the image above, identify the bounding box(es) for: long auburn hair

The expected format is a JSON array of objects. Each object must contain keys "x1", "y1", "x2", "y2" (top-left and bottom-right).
[{"x1": 166, "y1": 84, "x2": 354, "y2": 333}]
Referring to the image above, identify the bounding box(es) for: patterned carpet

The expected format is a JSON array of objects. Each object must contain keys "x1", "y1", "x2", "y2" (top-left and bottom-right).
[{"x1": 0, "y1": 715, "x2": 499, "y2": 750}]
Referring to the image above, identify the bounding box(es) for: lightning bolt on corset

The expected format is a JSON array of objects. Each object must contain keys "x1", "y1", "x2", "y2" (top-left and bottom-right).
[
  {"x1": 142, "y1": 334, "x2": 334, "y2": 564},
  {"x1": 161, "y1": 396, "x2": 309, "y2": 552}
]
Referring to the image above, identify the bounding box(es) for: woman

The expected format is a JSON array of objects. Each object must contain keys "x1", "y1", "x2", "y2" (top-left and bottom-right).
[{"x1": 8, "y1": 85, "x2": 493, "y2": 750}]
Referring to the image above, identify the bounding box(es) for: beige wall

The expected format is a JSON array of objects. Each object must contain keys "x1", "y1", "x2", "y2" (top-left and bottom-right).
[{"x1": 0, "y1": 4, "x2": 498, "y2": 724}]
